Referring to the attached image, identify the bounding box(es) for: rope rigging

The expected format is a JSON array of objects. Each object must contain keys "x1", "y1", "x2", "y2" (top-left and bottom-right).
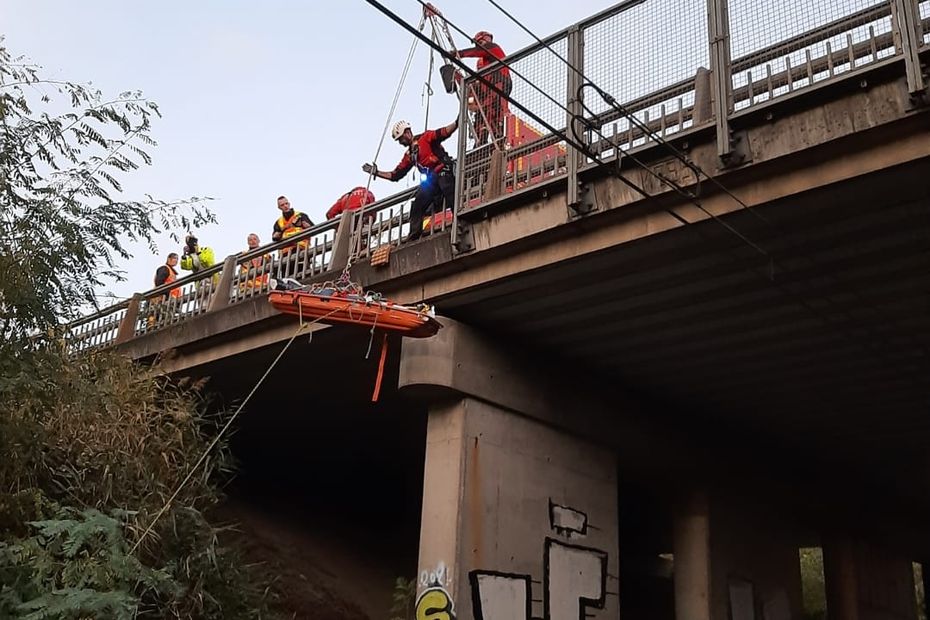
[{"x1": 364, "y1": 0, "x2": 930, "y2": 388}]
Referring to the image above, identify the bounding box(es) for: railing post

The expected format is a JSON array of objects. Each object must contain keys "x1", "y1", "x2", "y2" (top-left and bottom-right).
[
  {"x1": 566, "y1": 25, "x2": 593, "y2": 215},
  {"x1": 329, "y1": 210, "x2": 354, "y2": 271},
  {"x1": 708, "y1": 0, "x2": 736, "y2": 163},
  {"x1": 890, "y1": 0, "x2": 927, "y2": 102},
  {"x1": 452, "y1": 81, "x2": 473, "y2": 254},
  {"x1": 115, "y1": 294, "x2": 143, "y2": 344},
  {"x1": 207, "y1": 254, "x2": 238, "y2": 312}
]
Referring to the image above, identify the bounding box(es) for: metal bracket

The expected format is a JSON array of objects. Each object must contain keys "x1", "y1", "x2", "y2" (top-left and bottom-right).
[
  {"x1": 718, "y1": 129, "x2": 752, "y2": 169},
  {"x1": 569, "y1": 181, "x2": 596, "y2": 217},
  {"x1": 452, "y1": 219, "x2": 474, "y2": 255}
]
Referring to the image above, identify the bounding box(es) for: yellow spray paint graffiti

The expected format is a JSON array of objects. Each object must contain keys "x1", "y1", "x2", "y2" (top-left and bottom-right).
[{"x1": 415, "y1": 586, "x2": 456, "y2": 620}]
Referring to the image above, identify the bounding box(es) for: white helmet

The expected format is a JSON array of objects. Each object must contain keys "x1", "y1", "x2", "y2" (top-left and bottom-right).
[{"x1": 391, "y1": 120, "x2": 411, "y2": 141}]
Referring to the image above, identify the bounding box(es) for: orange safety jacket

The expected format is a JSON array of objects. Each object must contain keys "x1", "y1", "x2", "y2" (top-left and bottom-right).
[
  {"x1": 277, "y1": 210, "x2": 310, "y2": 253},
  {"x1": 239, "y1": 252, "x2": 271, "y2": 289},
  {"x1": 157, "y1": 264, "x2": 182, "y2": 299}
]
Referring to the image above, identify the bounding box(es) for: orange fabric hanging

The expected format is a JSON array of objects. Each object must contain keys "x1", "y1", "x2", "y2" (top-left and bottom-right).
[{"x1": 371, "y1": 332, "x2": 389, "y2": 402}]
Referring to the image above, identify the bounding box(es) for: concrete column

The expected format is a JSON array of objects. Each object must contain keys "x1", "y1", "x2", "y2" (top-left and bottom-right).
[
  {"x1": 416, "y1": 395, "x2": 619, "y2": 620},
  {"x1": 823, "y1": 534, "x2": 917, "y2": 620},
  {"x1": 674, "y1": 491, "x2": 711, "y2": 620},
  {"x1": 672, "y1": 492, "x2": 802, "y2": 620},
  {"x1": 824, "y1": 536, "x2": 917, "y2": 620},
  {"x1": 824, "y1": 535, "x2": 860, "y2": 620}
]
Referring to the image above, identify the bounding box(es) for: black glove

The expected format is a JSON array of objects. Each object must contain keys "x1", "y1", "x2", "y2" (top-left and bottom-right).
[{"x1": 362, "y1": 162, "x2": 378, "y2": 176}]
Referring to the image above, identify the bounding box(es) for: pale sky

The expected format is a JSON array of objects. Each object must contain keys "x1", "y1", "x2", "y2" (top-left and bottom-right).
[{"x1": 3, "y1": 0, "x2": 618, "y2": 300}]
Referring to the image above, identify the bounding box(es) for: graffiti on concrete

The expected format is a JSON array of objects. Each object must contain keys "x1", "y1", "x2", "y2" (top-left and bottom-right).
[
  {"x1": 469, "y1": 570, "x2": 532, "y2": 620},
  {"x1": 544, "y1": 539, "x2": 608, "y2": 620},
  {"x1": 548, "y1": 500, "x2": 588, "y2": 537},
  {"x1": 420, "y1": 560, "x2": 452, "y2": 588},
  {"x1": 416, "y1": 585, "x2": 456, "y2": 620},
  {"x1": 469, "y1": 501, "x2": 611, "y2": 620}
]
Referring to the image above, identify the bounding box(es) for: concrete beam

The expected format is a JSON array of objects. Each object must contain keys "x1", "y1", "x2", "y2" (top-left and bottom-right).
[{"x1": 398, "y1": 317, "x2": 693, "y2": 474}]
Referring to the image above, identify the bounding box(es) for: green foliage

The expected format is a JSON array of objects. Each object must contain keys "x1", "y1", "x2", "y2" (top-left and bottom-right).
[
  {"x1": 0, "y1": 507, "x2": 176, "y2": 619},
  {"x1": 915, "y1": 562, "x2": 926, "y2": 620},
  {"x1": 0, "y1": 347, "x2": 273, "y2": 619},
  {"x1": 389, "y1": 577, "x2": 417, "y2": 620},
  {"x1": 799, "y1": 548, "x2": 826, "y2": 620},
  {"x1": 0, "y1": 41, "x2": 275, "y2": 619},
  {"x1": 0, "y1": 39, "x2": 215, "y2": 342}
]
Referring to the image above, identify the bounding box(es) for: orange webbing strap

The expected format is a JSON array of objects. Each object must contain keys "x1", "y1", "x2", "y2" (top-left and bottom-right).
[{"x1": 371, "y1": 332, "x2": 389, "y2": 402}]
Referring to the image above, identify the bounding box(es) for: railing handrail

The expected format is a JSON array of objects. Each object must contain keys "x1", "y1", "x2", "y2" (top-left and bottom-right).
[
  {"x1": 68, "y1": 298, "x2": 132, "y2": 329},
  {"x1": 730, "y1": 3, "x2": 892, "y2": 73}
]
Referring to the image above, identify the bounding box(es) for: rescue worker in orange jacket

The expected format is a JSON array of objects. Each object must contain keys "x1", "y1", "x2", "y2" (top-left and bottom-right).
[
  {"x1": 153, "y1": 253, "x2": 181, "y2": 299},
  {"x1": 362, "y1": 118, "x2": 458, "y2": 243},
  {"x1": 272, "y1": 195, "x2": 314, "y2": 254},
  {"x1": 239, "y1": 233, "x2": 272, "y2": 292},
  {"x1": 148, "y1": 252, "x2": 181, "y2": 329},
  {"x1": 326, "y1": 187, "x2": 376, "y2": 220},
  {"x1": 456, "y1": 31, "x2": 511, "y2": 144}
]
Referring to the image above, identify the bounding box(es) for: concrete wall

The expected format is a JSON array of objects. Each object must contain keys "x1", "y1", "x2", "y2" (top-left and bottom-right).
[{"x1": 416, "y1": 396, "x2": 619, "y2": 620}]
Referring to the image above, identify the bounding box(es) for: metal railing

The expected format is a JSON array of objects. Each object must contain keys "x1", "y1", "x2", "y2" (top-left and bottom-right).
[
  {"x1": 730, "y1": 2, "x2": 897, "y2": 110},
  {"x1": 64, "y1": 185, "x2": 453, "y2": 352},
  {"x1": 69, "y1": 0, "x2": 928, "y2": 352},
  {"x1": 67, "y1": 301, "x2": 129, "y2": 353},
  {"x1": 456, "y1": 0, "x2": 927, "y2": 209}
]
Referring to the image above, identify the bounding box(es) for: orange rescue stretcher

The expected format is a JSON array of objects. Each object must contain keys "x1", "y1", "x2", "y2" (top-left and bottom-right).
[
  {"x1": 268, "y1": 282, "x2": 442, "y2": 402},
  {"x1": 268, "y1": 289, "x2": 441, "y2": 339}
]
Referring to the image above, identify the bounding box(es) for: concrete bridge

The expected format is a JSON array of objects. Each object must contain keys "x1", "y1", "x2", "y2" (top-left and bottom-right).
[{"x1": 70, "y1": 1, "x2": 930, "y2": 618}]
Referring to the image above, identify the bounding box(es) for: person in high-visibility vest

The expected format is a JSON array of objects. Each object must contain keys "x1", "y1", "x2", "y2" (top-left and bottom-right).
[
  {"x1": 180, "y1": 234, "x2": 218, "y2": 293},
  {"x1": 239, "y1": 233, "x2": 272, "y2": 291},
  {"x1": 153, "y1": 253, "x2": 181, "y2": 299},
  {"x1": 272, "y1": 195, "x2": 314, "y2": 254},
  {"x1": 148, "y1": 252, "x2": 181, "y2": 329}
]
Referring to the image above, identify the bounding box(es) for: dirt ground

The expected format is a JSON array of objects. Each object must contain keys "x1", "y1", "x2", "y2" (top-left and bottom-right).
[{"x1": 220, "y1": 498, "x2": 400, "y2": 620}]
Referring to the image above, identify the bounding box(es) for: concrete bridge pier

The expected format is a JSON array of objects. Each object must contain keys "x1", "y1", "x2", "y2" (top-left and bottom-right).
[
  {"x1": 399, "y1": 320, "x2": 620, "y2": 620},
  {"x1": 823, "y1": 534, "x2": 918, "y2": 620},
  {"x1": 672, "y1": 490, "x2": 803, "y2": 620}
]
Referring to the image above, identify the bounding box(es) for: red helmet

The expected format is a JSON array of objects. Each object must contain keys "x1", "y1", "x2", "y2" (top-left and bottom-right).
[{"x1": 474, "y1": 31, "x2": 493, "y2": 43}]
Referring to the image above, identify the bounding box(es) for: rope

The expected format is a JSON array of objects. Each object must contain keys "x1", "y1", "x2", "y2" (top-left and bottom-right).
[
  {"x1": 366, "y1": 13, "x2": 426, "y2": 195},
  {"x1": 129, "y1": 303, "x2": 350, "y2": 555}
]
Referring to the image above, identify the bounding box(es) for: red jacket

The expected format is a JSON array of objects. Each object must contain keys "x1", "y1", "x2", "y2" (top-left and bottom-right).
[
  {"x1": 326, "y1": 187, "x2": 375, "y2": 219},
  {"x1": 388, "y1": 125, "x2": 455, "y2": 180},
  {"x1": 459, "y1": 43, "x2": 509, "y2": 79}
]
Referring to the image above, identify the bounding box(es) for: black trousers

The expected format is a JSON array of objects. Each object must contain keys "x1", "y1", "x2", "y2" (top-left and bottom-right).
[{"x1": 408, "y1": 169, "x2": 455, "y2": 240}]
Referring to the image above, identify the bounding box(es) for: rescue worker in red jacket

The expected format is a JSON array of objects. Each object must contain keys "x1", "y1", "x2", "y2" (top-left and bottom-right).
[
  {"x1": 456, "y1": 31, "x2": 511, "y2": 144},
  {"x1": 326, "y1": 187, "x2": 376, "y2": 220},
  {"x1": 362, "y1": 118, "x2": 458, "y2": 243}
]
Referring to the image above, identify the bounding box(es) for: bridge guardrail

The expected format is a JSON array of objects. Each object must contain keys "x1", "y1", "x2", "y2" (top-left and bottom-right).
[
  {"x1": 64, "y1": 186, "x2": 442, "y2": 352},
  {"x1": 67, "y1": 301, "x2": 130, "y2": 353},
  {"x1": 456, "y1": 0, "x2": 927, "y2": 213},
  {"x1": 730, "y1": 2, "x2": 897, "y2": 110},
  {"x1": 69, "y1": 0, "x2": 929, "y2": 352}
]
